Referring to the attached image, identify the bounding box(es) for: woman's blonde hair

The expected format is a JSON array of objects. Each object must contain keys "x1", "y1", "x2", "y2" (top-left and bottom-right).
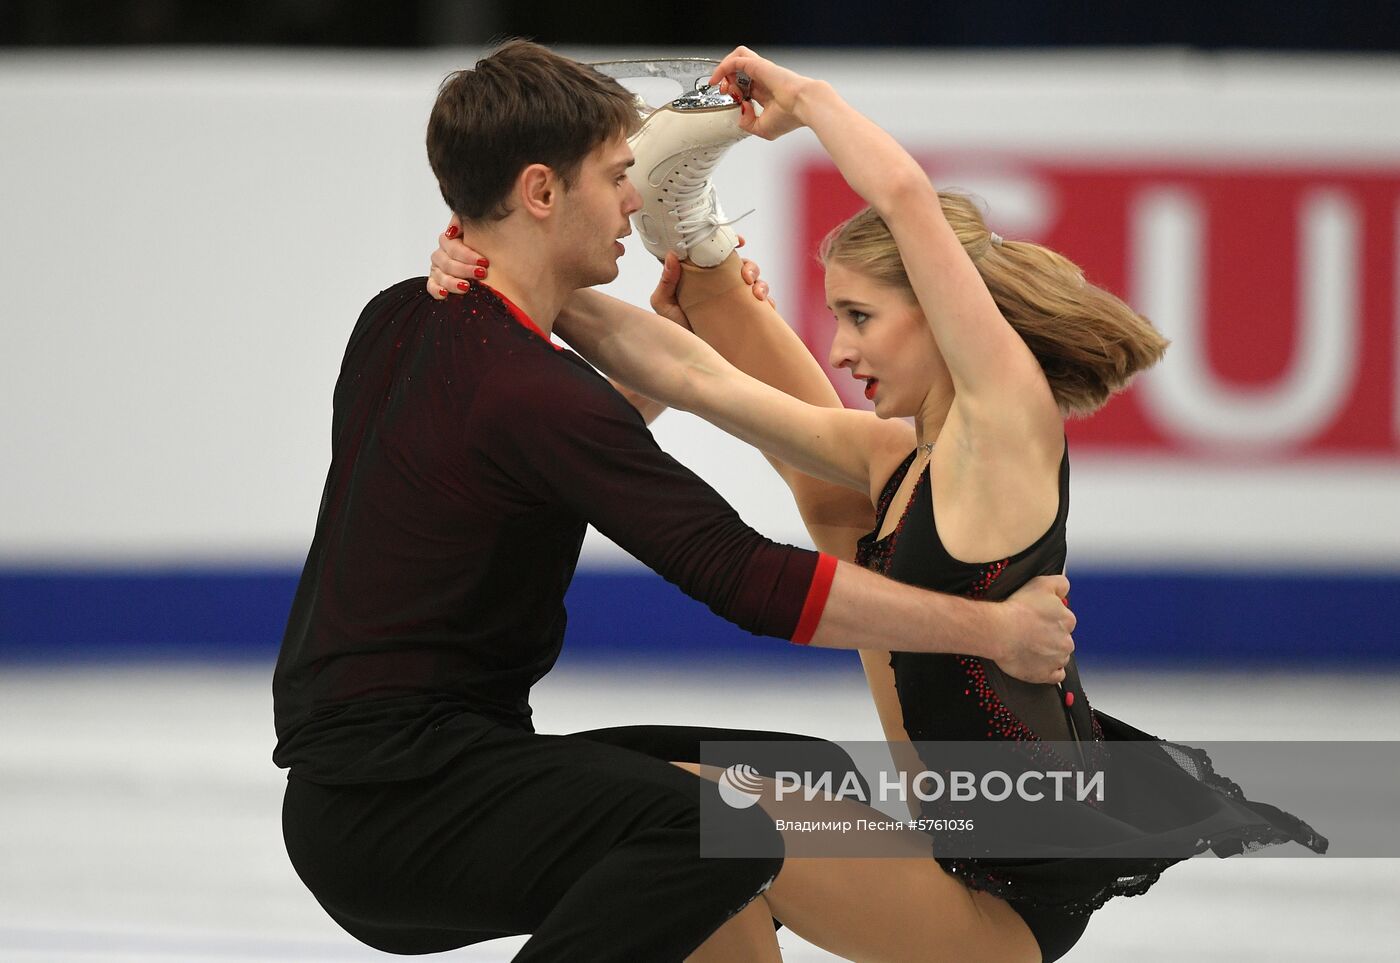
[{"x1": 817, "y1": 194, "x2": 1169, "y2": 416}]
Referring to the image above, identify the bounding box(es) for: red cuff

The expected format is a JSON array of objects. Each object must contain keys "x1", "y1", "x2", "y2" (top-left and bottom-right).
[{"x1": 790, "y1": 552, "x2": 838, "y2": 645}]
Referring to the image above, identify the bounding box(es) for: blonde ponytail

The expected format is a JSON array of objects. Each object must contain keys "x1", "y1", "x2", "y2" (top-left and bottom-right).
[{"x1": 818, "y1": 195, "x2": 1169, "y2": 415}]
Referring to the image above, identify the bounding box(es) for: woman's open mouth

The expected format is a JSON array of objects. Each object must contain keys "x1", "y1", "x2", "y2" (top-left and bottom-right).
[{"x1": 864, "y1": 378, "x2": 879, "y2": 401}]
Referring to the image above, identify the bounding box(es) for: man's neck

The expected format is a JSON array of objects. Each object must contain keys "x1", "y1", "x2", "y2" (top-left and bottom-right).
[{"x1": 459, "y1": 227, "x2": 572, "y2": 338}]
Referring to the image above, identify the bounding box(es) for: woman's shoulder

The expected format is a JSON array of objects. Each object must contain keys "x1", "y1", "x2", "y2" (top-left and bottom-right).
[{"x1": 865, "y1": 419, "x2": 919, "y2": 501}]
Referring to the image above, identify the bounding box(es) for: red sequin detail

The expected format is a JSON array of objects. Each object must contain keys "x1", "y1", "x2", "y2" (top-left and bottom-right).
[
  {"x1": 854, "y1": 453, "x2": 924, "y2": 576},
  {"x1": 956, "y1": 654, "x2": 1041, "y2": 743},
  {"x1": 968, "y1": 559, "x2": 1008, "y2": 600}
]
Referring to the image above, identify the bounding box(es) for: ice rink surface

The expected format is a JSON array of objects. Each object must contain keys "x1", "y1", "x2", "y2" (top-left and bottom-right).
[{"x1": 3, "y1": 663, "x2": 1397, "y2": 962}]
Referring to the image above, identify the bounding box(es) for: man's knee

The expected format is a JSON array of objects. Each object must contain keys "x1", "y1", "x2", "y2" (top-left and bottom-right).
[{"x1": 697, "y1": 852, "x2": 784, "y2": 917}]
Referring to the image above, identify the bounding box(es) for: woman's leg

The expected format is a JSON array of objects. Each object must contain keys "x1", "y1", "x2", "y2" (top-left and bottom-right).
[
  {"x1": 765, "y1": 856, "x2": 1041, "y2": 963},
  {"x1": 675, "y1": 254, "x2": 874, "y2": 556},
  {"x1": 676, "y1": 255, "x2": 912, "y2": 745},
  {"x1": 675, "y1": 760, "x2": 1042, "y2": 963}
]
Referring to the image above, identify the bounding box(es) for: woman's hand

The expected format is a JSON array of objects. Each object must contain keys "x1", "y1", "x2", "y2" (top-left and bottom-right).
[
  {"x1": 737, "y1": 251, "x2": 776, "y2": 309},
  {"x1": 709, "y1": 46, "x2": 824, "y2": 141},
  {"x1": 426, "y1": 214, "x2": 489, "y2": 299},
  {"x1": 426, "y1": 211, "x2": 774, "y2": 316}
]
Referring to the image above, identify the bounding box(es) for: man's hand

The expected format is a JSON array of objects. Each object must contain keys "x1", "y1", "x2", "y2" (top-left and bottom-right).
[
  {"x1": 991, "y1": 576, "x2": 1076, "y2": 685},
  {"x1": 650, "y1": 244, "x2": 777, "y2": 331},
  {"x1": 426, "y1": 215, "x2": 489, "y2": 299},
  {"x1": 649, "y1": 253, "x2": 692, "y2": 329}
]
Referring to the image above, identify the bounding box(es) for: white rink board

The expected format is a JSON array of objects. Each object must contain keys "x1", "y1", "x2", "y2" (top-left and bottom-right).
[{"x1": 2, "y1": 49, "x2": 1399, "y2": 568}]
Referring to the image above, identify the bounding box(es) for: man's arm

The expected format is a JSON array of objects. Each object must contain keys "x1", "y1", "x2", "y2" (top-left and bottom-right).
[
  {"x1": 471, "y1": 359, "x2": 1073, "y2": 684},
  {"x1": 607, "y1": 378, "x2": 667, "y2": 424},
  {"x1": 556, "y1": 288, "x2": 889, "y2": 494},
  {"x1": 810, "y1": 564, "x2": 1074, "y2": 686}
]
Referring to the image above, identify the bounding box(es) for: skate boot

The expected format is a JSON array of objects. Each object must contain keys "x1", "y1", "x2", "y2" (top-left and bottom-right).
[{"x1": 625, "y1": 87, "x2": 750, "y2": 267}]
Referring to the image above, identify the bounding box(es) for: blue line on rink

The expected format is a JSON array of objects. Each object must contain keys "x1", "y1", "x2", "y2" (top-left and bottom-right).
[{"x1": 0, "y1": 567, "x2": 1397, "y2": 666}]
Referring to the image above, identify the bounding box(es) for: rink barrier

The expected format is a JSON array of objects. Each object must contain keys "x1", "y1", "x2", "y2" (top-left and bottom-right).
[{"x1": 1, "y1": 567, "x2": 1397, "y2": 666}]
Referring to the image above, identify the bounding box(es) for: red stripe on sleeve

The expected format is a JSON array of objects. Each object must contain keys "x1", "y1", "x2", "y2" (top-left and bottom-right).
[{"x1": 790, "y1": 552, "x2": 838, "y2": 645}]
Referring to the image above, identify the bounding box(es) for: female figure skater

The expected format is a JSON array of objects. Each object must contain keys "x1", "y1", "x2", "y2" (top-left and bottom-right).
[{"x1": 428, "y1": 46, "x2": 1325, "y2": 963}]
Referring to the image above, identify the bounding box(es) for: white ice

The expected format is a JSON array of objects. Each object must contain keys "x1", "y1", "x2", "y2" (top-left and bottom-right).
[{"x1": 2, "y1": 665, "x2": 1396, "y2": 962}]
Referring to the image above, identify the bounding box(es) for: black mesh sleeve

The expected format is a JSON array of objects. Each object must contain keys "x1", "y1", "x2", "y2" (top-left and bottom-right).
[{"x1": 468, "y1": 352, "x2": 820, "y2": 639}]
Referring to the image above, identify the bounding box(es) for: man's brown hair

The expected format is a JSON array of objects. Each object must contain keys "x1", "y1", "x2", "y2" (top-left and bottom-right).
[{"x1": 427, "y1": 39, "x2": 640, "y2": 223}]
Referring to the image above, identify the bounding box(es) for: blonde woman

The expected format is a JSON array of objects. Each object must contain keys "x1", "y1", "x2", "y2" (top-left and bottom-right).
[{"x1": 429, "y1": 46, "x2": 1325, "y2": 963}]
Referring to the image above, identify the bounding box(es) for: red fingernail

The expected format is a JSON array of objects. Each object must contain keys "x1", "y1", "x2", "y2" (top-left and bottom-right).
[
  {"x1": 1064, "y1": 691, "x2": 1075, "y2": 707},
  {"x1": 438, "y1": 288, "x2": 448, "y2": 296},
  {"x1": 477, "y1": 258, "x2": 489, "y2": 267},
  {"x1": 457, "y1": 281, "x2": 469, "y2": 291},
  {"x1": 446, "y1": 225, "x2": 459, "y2": 238},
  {"x1": 474, "y1": 268, "x2": 486, "y2": 278}
]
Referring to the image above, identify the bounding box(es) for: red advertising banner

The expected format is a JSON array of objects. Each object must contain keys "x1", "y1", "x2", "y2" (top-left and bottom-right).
[{"x1": 796, "y1": 157, "x2": 1400, "y2": 458}]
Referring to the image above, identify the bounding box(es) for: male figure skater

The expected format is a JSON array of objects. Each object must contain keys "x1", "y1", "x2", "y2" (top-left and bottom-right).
[{"x1": 274, "y1": 40, "x2": 1075, "y2": 961}]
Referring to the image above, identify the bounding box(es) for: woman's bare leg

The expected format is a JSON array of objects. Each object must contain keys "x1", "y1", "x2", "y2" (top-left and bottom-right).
[
  {"x1": 672, "y1": 761, "x2": 1040, "y2": 963},
  {"x1": 766, "y1": 856, "x2": 1040, "y2": 963},
  {"x1": 676, "y1": 254, "x2": 873, "y2": 555},
  {"x1": 688, "y1": 862, "x2": 1036, "y2": 963}
]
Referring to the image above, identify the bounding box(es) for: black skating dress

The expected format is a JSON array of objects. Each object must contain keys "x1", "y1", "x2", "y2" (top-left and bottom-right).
[{"x1": 855, "y1": 444, "x2": 1328, "y2": 962}]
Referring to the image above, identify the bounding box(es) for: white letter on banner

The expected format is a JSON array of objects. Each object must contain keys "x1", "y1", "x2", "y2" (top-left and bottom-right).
[
  {"x1": 1077, "y1": 770, "x2": 1106, "y2": 803},
  {"x1": 774, "y1": 772, "x2": 802, "y2": 801},
  {"x1": 881, "y1": 769, "x2": 908, "y2": 803},
  {"x1": 950, "y1": 771, "x2": 977, "y2": 801},
  {"x1": 914, "y1": 771, "x2": 945, "y2": 801},
  {"x1": 1017, "y1": 771, "x2": 1045, "y2": 802},
  {"x1": 981, "y1": 771, "x2": 1013, "y2": 802},
  {"x1": 1133, "y1": 187, "x2": 1357, "y2": 449},
  {"x1": 836, "y1": 770, "x2": 867, "y2": 802},
  {"x1": 807, "y1": 772, "x2": 833, "y2": 801}
]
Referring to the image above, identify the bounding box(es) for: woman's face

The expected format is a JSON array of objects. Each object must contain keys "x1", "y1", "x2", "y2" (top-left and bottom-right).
[{"x1": 824, "y1": 261, "x2": 949, "y2": 418}]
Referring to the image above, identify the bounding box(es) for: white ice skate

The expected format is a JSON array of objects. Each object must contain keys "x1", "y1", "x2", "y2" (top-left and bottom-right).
[{"x1": 624, "y1": 87, "x2": 750, "y2": 267}]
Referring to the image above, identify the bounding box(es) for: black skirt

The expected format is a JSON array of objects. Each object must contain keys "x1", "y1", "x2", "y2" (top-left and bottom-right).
[{"x1": 935, "y1": 709, "x2": 1330, "y2": 916}]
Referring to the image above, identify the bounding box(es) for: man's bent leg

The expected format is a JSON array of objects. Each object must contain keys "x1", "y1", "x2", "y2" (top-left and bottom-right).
[
  {"x1": 282, "y1": 720, "x2": 783, "y2": 962},
  {"x1": 572, "y1": 723, "x2": 872, "y2": 801},
  {"x1": 686, "y1": 894, "x2": 784, "y2": 963}
]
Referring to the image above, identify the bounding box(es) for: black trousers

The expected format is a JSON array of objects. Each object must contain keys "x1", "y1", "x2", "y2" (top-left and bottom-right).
[{"x1": 282, "y1": 716, "x2": 862, "y2": 962}]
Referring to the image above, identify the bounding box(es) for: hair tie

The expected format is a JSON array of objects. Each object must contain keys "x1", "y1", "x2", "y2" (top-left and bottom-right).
[{"x1": 989, "y1": 232, "x2": 1003, "y2": 247}]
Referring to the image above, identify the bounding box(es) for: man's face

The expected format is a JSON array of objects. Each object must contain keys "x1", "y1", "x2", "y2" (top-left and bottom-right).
[{"x1": 555, "y1": 132, "x2": 642, "y2": 288}]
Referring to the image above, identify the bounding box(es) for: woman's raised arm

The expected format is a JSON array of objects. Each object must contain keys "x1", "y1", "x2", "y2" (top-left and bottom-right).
[{"x1": 710, "y1": 48, "x2": 1060, "y2": 437}]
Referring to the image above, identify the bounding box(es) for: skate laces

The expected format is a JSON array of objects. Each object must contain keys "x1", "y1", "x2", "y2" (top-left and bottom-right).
[{"x1": 669, "y1": 144, "x2": 753, "y2": 239}]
